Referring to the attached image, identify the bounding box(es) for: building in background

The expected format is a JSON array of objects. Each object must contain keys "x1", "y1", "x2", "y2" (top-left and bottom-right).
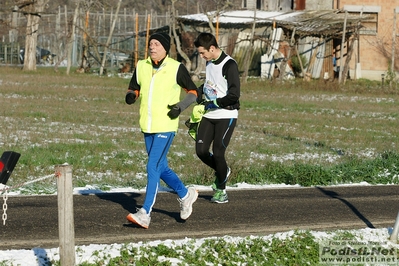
[
  {"x1": 340, "y1": 1, "x2": 397, "y2": 80},
  {"x1": 239, "y1": 0, "x2": 399, "y2": 80}
]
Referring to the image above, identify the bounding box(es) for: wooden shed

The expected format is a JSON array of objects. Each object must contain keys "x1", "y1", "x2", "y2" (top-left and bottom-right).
[{"x1": 177, "y1": 9, "x2": 369, "y2": 80}]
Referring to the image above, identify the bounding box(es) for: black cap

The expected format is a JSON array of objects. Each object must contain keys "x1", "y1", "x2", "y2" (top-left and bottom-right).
[{"x1": 149, "y1": 32, "x2": 171, "y2": 54}]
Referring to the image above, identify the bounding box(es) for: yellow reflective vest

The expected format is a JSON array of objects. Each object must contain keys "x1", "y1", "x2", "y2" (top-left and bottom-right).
[{"x1": 136, "y1": 56, "x2": 181, "y2": 133}]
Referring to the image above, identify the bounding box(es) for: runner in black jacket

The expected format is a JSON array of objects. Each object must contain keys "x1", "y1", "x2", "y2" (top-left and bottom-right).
[{"x1": 194, "y1": 32, "x2": 240, "y2": 204}]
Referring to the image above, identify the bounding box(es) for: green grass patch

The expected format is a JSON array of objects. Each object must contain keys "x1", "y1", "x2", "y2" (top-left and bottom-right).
[{"x1": 0, "y1": 66, "x2": 398, "y2": 194}]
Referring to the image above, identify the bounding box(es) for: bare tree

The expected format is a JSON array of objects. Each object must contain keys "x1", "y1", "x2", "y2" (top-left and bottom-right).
[
  {"x1": 171, "y1": 0, "x2": 191, "y2": 71},
  {"x1": 98, "y1": 0, "x2": 122, "y2": 75},
  {"x1": 14, "y1": 0, "x2": 50, "y2": 71},
  {"x1": 75, "y1": 0, "x2": 109, "y2": 73},
  {"x1": 66, "y1": 1, "x2": 79, "y2": 75},
  {"x1": 65, "y1": 0, "x2": 122, "y2": 75}
]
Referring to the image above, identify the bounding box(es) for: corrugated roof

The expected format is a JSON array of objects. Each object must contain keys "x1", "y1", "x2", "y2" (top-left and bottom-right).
[{"x1": 178, "y1": 10, "x2": 368, "y2": 37}]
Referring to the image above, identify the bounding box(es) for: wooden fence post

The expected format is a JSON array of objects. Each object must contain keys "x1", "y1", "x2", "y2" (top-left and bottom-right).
[
  {"x1": 338, "y1": 11, "x2": 348, "y2": 84},
  {"x1": 391, "y1": 7, "x2": 399, "y2": 88},
  {"x1": 4, "y1": 44, "x2": 7, "y2": 63},
  {"x1": 390, "y1": 211, "x2": 399, "y2": 241},
  {"x1": 55, "y1": 164, "x2": 75, "y2": 266}
]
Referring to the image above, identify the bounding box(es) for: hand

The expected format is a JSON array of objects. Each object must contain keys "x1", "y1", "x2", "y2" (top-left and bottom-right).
[
  {"x1": 125, "y1": 90, "x2": 137, "y2": 105},
  {"x1": 167, "y1": 104, "x2": 181, "y2": 119},
  {"x1": 196, "y1": 87, "x2": 203, "y2": 104},
  {"x1": 225, "y1": 101, "x2": 240, "y2": 110},
  {"x1": 202, "y1": 100, "x2": 219, "y2": 110}
]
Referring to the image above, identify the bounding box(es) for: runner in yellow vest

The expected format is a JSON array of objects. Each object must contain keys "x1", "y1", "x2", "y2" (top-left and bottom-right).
[{"x1": 125, "y1": 32, "x2": 198, "y2": 229}]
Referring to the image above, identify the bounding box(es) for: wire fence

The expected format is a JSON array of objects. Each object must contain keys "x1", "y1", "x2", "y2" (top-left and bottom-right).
[{"x1": 0, "y1": 7, "x2": 171, "y2": 68}]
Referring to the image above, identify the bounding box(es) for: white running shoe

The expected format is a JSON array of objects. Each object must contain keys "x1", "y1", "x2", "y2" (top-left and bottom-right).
[
  {"x1": 126, "y1": 208, "x2": 151, "y2": 229},
  {"x1": 178, "y1": 187, "x2": 198, "y2": 220}
]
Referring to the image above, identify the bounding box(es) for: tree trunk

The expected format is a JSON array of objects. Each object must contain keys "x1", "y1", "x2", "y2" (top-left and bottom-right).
[
  {"x1": 23, "y1": 14, "x2": 39, "y2": 71},
  {"x1": 66, "y1": 2, "x2": 79, "y2": 75},
  {"x1": 343, "y1": 37, "x2": 356, "y2": 85},
  {"x1": 171, "y1": 0, "x2": 191, "y2": 71},
  {"x1": 21, "y1": 0, "x2": 49, "y2": 71},
  {"x1": 99, "y1": 0, "x2": 122, "y2": 76},
  {"x1": 80, "y1": 11, "x2": 90, "y2": 71}
]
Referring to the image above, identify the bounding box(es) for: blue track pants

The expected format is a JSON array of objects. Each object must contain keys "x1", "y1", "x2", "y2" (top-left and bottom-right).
[{"x1": 142, "y1": 132, "x2": 188, "y2": 214}]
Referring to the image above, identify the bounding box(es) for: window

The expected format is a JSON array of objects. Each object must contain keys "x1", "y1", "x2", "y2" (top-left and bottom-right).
[
  {"x1": 344, "y1": 5, "x2": 381, "y2": 35},
  {"x1": 358, "y1": 12, "x2": 378, "y2": 35}
]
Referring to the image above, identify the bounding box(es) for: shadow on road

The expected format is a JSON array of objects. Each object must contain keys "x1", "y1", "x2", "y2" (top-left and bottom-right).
[
  {"x1": 93, "y1": 192, "x2": 140, "y2": 213},
  {"x1": 93, "y1": 192, "x2": 189, "y2": 227},
  {"x1": 316, "y1": 186, "x2": 375, "y2": 228}
]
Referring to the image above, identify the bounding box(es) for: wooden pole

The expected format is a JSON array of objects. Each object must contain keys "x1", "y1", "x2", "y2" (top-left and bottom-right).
[
  {"x1": 356, "y1": 9, "x2": 363, "y2": 68},
  {"x1": 64, "y1": 5, "x2": 68, "y2": 67},
  {"x1": 95, "y1": 11, "x2": 99, "y2": 37},
  {"x1": 279, "y1": 27, "x2": 296, "y2": 81},
  {"x1": 4, "y1": 44, "x2": 7, "y2": 64},
  {"x1": 67, "y1": 3, "x2": 79, "y2": 75},
  {"x1": 338, "y1": 11, "x2": 348, "y2": 84},
  {"x1": 135, "y1": 13, "x2": 138, "y2": 66},
  {"x1": 103, "y1": 8, "x2": 106, "y2": 36},
  {"x1": 145, "y1": 14, "x2": 151, "y2": 59},
  {"x1": 56, "y1": 164, "x2": 75, "y2": 266},
  {"x1": 390, "y1": 211, "x2": 399, "y2": 241},
  {"x1": 294, "y1": 44, "x2": 305, "y2": 78},
  {"x1": 216, "y1": 15, "x2": 219, "y2": 41},
  {"x1": 391, "y1": 8, "x2": 398, "y2": 88},
  {"x1": 307, "y1": 39, "x2": 320, "y2": 77},
  {"x1": 342, "y1": 37, "x2": 356, "y2": 84},
  {"x1": 99, "y1": 0, "x2": 122, "y2": 75},
  {"x1": 154, "y1": 10, "x2": 158, "y2": 29},
  {"x1": 81, "y1": 10, "x2": 89, "y2": 69},
  {"x1": 242, "y1": 10, "x2": 256, "y2": 84},
  {"x1": 124, "y1": 8, "x2": 127, "y2": 33}
]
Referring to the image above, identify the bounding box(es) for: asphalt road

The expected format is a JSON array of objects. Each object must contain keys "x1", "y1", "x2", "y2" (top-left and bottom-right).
[{"x1": 0, "y1": 185, "x2": 399, "y2": 250}]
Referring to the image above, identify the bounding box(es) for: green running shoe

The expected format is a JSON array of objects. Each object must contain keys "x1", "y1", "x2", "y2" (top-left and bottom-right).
[
  {"x1": 211, "y1": 167, "x2": 231, "y2": 191},
  {"x1": 211, "y1": 189, "x2": 228, "y2": 203}
]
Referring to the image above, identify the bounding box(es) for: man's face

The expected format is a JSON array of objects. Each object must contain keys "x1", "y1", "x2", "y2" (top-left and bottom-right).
[
  {"x1": 197, "y1": 46, "x2": 214, "y2": 61},
  {"x1": 149, "y1": 39, "x2": 166, "y2": 62}
]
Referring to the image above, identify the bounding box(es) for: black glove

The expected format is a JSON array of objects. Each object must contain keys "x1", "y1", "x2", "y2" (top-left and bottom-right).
[
  {"x1": 202, "y1": 100, "x2": 219, "y2": 110},
  {"x1": 225, "y1": 101, "x2": 240, "y2": 110},
  {"x1": 196, "y1": 87, "x2": 204, "y2": 104},
  {"x1": 125, "y1": 90, "x2": 137, "y2": 105},
  {"x1": 167, "y1": 104, "x2": 181, "y2": 119}
]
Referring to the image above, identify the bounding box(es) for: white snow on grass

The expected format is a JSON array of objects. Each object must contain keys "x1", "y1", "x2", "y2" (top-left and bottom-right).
[
  {"x1": 1, "y1": 183, "x2": 399, "y2": 265},
  {"x1": 0, "y1": 227, "x2": 397, "y2": 265}
]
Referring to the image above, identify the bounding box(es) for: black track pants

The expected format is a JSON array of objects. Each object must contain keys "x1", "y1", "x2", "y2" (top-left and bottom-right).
[{"x1": 195, "y1": 117, "x2": 237, "y2": 189}]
